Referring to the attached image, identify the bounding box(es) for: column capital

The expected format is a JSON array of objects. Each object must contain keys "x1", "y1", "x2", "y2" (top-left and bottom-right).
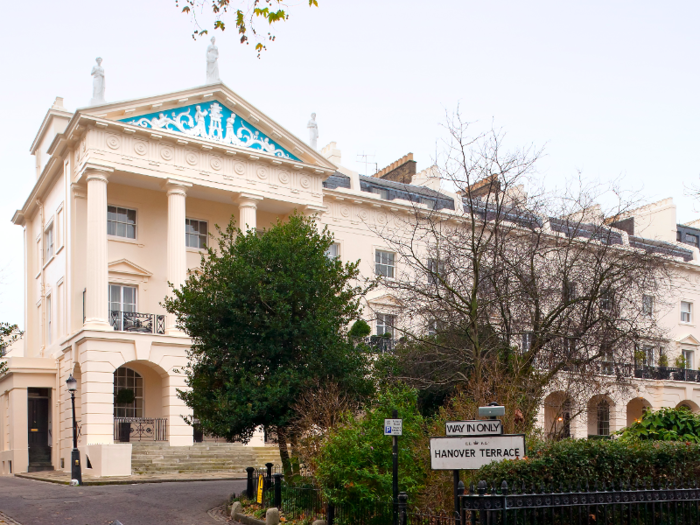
[
  {"x1": 235, "y1": 193, "x2": 264, "y2": 207},
  {"x1": 80, "y1": 163, "x2": 113, "y2": 183},
  {"x1": 163, "y1": 179, "x2": 193, "y2": 197}
]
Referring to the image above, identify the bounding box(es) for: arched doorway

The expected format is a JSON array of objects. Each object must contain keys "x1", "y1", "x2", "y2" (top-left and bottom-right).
[
  {"x1": 544, "y1": 392, "x2": 572, "y2": 439},
  {"x1": 626, "y1": 397, "x2": 651, "y2": 427},
  {"x1": 587, "y1": 395, "x2": 615, "y2": 438},
  {"x1": 113, "y1": 362, "x2": 166, "y2": 442},
  {"x1": 676, "y1": 400, "x2": 700, "y2": 414}
]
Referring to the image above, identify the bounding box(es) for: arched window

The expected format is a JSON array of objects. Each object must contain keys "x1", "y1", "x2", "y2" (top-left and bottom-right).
[
  {"x1": 597, "y1": 400, "x2": 610, "y2": 436},
  {"x1": 114, "y1": 366, "x2": 144, "y2": 418}
]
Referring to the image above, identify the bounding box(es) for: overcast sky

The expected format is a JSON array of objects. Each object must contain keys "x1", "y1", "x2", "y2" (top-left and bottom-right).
[{"x1": 1, "y1": 1, "x2": 699, "y2": 328}]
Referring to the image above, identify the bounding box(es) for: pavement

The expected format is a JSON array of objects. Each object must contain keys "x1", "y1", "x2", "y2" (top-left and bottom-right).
[
  {"x1": 0, "y1": 475, "x2": 246, "y2": 525},
  {"x1": 16, "y1": 470, "x2": 246, "y2": 486}
]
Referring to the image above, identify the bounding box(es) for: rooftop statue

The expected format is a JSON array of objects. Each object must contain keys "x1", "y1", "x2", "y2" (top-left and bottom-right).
[
  {"x1": 307, "y1": 113, "x2": 318, "y2": 150},
  {"x1": 206, "y1": 37, "x2": 221, "y2": 84},
  {"x1": 90, "y1": 57, "x2": 105, "y2": 106}
]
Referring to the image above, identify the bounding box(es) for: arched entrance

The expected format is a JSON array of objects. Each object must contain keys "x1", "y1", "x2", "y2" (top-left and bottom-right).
[
  {"x1": 113, "y1": 362, "x2": 167, "y2": 442},
  {"x1": 588, "y1": 395, "x2": 615, "y2": 438},
  {"x1": 544, "y1": 392, "x2": 572, "y2": 439},
  {"x1": 626, "y1": 397, "x2": 651, "y2": 426},
  {"x1": 677, "y1": 400, "x2": 700, "y2": 414}
]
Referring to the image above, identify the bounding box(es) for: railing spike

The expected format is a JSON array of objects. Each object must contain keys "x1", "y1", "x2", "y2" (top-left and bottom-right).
[
  {"x1": 469, "y1": 482, "x2": 475, "y2": 494},
  {"x1": 501, "y1": 480, "x2": 509, "y2": 495}
]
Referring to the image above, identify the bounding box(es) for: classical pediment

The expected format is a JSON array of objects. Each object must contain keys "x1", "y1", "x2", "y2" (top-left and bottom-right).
[
  {"x1": 368, "y1": 294, "x2": 403, "y2": 308},
  {"x1": 119, "y1": 100, "x2": 299, "y2": 161},
  {"x1": 108, "y1": 259, "x2": 152, "y2": 282},
  {"x1": 678, "y1": 334, "x2": 700, "y2": 346},
  {"x1": 76, "y1": 83, "x2": 335, "y2": 170}
]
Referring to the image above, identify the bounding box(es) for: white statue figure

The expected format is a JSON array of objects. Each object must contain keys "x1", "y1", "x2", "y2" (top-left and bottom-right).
[
  {"x1": 206, "y1": 37, "x2": 221, "y2": 84},
  {"x1": 191, "y1": 105, "x2": 208, "y2": 137},
  {"x1": 90, "y1": 57, "x2": 106, "y2": 105},
  {"x1": 307, "y1": 113, "x2": 318, "y2": 150},
  {"x1": 225, "y1": 114, "x2": 238, "y2": 144}
]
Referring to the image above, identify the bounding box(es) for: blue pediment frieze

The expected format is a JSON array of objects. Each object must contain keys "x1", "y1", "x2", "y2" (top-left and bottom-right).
[{"x1": 119, "y1": 101, "x2": 299, "y2": 161}]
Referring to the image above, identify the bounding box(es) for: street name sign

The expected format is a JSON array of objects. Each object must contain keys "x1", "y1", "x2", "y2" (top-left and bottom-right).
[
  {"x1": 430, "y1": 435, "x2": 526, "y2": 470},
  {"x1": 445, "y1": 420, "x2": 503, "y2": 436},
  {"x1": 384, "y1": 419, "x2": 403, "y2": 436}
]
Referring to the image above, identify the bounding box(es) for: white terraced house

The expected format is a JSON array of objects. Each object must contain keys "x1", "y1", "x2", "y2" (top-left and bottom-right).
[{"x1": 3, "y1": 76, "x2": 700, "y2": 477}]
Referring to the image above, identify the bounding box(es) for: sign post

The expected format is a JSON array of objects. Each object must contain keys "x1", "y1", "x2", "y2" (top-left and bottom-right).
[{"x1": 384, "y1": 410, "x2": 402, "y2": 525}]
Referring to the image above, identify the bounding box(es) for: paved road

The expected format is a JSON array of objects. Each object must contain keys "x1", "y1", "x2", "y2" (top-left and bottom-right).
[{"x1": 0, "y1": 476, "x2": 246, "y2": 525}]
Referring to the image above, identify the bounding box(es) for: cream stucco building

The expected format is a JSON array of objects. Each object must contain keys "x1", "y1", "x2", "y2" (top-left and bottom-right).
[{"x1": 4, "y1": 81, "x2": 700, "y2": 478}]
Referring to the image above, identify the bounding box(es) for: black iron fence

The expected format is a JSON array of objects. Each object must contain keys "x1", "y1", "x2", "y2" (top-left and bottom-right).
[
  {"x1": 634, "y1": 365, "x2": 700, "y2": 383},
  {"x1": 461, "y1": 479, "x2": 700, "y2": 525},
  {"x1": 109, "y1": 310, "x2": 166, "y2": 334},
  {"x1": 242, "y1": 470, "x2": 700, "y2": 525},
  {"x1": 114, "y1": 417, "x2": 167, "y2": 442}
]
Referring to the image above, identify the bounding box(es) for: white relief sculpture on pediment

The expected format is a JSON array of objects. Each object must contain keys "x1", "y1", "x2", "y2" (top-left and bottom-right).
[{"x1": 121, "y1": 101, "x2": 299, "y2": 160}]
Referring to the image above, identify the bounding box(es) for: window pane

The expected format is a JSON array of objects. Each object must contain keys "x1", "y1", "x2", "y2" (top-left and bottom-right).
[
  {"x1": 200, "y1": 222, "x2": 207, "y2": 236},
  {"x1": 116, "y1": 222, "x2": 126, "y2": 238},
  {"x1": 108, "y1": 206, "x2": 117, "y2": 220},
  {"x1": 126, "y1": 225, "x2": 136, "y2": 239},
  {"x1": 107, "y1": 221, "x2": 116, "y2": 236},
  {"x1": 126, "y1": 209, "x2": 136, "y2": 224}
]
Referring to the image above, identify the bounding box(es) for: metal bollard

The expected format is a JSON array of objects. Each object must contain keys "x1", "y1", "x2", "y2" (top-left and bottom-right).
[
  {"x1": 398, "y1": 492, "x2": 408, "y2": 525},
  {"x1": 273, "y1": 473, "x2": 284, "y2": 509},
  {"x1": 266, "y1": 462, "x2": 274, "y2": 490},
  {"x1": 246, "y1": 467, "x2": 255, "y2": 500}
]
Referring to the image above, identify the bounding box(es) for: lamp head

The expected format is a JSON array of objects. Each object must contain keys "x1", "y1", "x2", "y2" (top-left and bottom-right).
[{"x1": 66, "y1": 374, "x2": 77, "y2": 392}]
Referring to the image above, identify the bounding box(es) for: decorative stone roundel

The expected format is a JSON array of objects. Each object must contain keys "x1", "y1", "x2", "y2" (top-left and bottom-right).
[
  {"x1": 210, "y1": 156, "x2": 223, "y2": 171},
  {"x1": 340, "y1": 205, "x2": 350, "y2": 218},
  {"x1": 358, "y1": 209, "x2": 369, "y2": 221},
  {"x1": 185, "y1": 152, "x2": 198, "y2": 166},
  {"x1": 234, "y1": 162, "x2": 246, "y2": 175},
  {"x1": 377, "y1": 212, "x2": 388, "y2": 225},
  {"x1": 134, "y1": 141, "x2": 148, "y2": 156},
  {"x1": 256, "y1": 167, "x2": 269, "y2": 180},
  {"x1": 160, "y1": 147, "x2": 174, "y2": 161},
  {"x1": 278, "y1": 171, "x2": 290, "y2": 184},
  {"x1": 106, "y1": 135, "x2": 121, "y2": 150},
  {"x1": 300, "y1": 176, "x2": 311, "y2": 189}
]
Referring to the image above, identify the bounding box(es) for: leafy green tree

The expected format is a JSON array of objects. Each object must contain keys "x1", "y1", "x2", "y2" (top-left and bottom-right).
[
  {"x1": 176, "y1": 0, "x2": 319, "y2": 55},
  {"x1": 314, "y1": 384, "x2": 427, "y2": 510},
  {"x1": 0, "y1": 323, "x2": 21, "y2": 375},
  {"x1": 617, "y1": 407, "x2": 700, "y2": 443},
  {"x1": 163, "y1": 213, "x2": 373, "y2": 470}
]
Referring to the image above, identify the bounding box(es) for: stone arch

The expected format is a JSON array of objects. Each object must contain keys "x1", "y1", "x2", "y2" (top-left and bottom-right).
[
  {"x1": 114, "y1": 361, "x2": 168, "y2": 420},
  {"x1": 626, "y1": 397, "x2": 652, "y2": 427},
  {"x1": 543, "y1": 391, "x2": 573, "y2": 439},
  {"x1": 587, "y1": 394, "x2": 615, "y2": 437},
  {"x1": 676, "y1": 400, "x2": 700, "y2": 414}
]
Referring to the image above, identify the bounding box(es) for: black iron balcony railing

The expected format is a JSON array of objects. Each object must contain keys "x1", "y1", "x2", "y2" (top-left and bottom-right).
[
  {"x1": 114, "y1": 417, "x2": 167, "y2": 442},
  {"x1": 634, "y1": 365, "x2": 700, "y2": 382},
  {"x1": 110, "y1": 311, "x2": 166, "y2": 335},
  {"x1": 363, "y1": 336, "x2": 396, "y2": 354}
]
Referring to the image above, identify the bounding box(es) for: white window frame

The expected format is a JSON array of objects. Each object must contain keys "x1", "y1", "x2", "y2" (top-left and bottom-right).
[
  {"x1": 375, "y1": 250, "x2": 395, "y2": 279},
  {"x1": 326, "y1": 243, "x2": 340, "y2": 259},
  {"x1": 681, "y1": 301, "x2": 693, "y2": 324},
  {"x1": 44, "y1": 222, "x2": 54, "y2": 263},
  {"x1": 186, "y1": 218, "x2": 208, "y2": 249},
  {"x1": 376, "y1": 313, "x2": 396, "y2": 337},
  {"x1": 56, "y1": 204, "x2": 64, "y2": 251},
  {"x1": 683, "y1": 349, "x2": 695, "y2": 370},
  {"x1": 521, "y1": 332, "x2": 533, "y2": 352},
  {"x1": 113, "y1": 366, "x2": 144, "y2": 418},
  {"x1": 109, "y1": 284, "x2": 138, "y2": 331},
  {"x1": 642, "y1": 295, "x2": 654, "y2": 318},
  {"x1": 597, "y1": 400, "x2": 610, "y2": 436},
  {"x1": 107, "y1": 205, "x2": 137, "y2": 240}
]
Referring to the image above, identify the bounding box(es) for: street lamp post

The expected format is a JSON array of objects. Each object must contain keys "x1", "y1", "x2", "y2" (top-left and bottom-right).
[{"x1": 66, "y1": 374, "x2": 82, "y2": 485}]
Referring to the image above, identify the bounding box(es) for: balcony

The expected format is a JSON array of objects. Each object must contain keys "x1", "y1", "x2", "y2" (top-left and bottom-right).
[
  {"x1": 109, "y1": 311, "x2": 166, "y2": 335},
  {"x1": 634, "y1": 365, "x2": 700, "y2": 383},
  {"x1": 361, "y1": 336, "x2": 396, "y2": 354}
]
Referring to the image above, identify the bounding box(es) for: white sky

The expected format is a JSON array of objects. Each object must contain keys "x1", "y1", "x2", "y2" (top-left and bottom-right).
[{"x1": 1, "y1": 0, "x2": 699, "y2": 328}]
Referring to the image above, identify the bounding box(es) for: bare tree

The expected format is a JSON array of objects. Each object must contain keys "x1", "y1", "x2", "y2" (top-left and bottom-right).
[{"x1": 372, "y1": 114, "x2": 672, "y2": 435}]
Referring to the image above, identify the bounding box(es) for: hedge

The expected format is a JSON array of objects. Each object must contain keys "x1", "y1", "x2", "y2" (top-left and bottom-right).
[{"x1": 475, "y1": 438, "x2": 700, "y2": 487}]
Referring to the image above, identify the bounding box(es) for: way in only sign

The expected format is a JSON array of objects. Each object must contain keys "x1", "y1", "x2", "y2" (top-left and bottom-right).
[
  {"x1": 430, "y1": 435, "x2": 526, "y2": 470},
  {"x1": 445, "y1": 420, "x2": 503, "y2": 436},
  {"x1": 384, "y1": 419, "x2": 403, "y2": 436}
]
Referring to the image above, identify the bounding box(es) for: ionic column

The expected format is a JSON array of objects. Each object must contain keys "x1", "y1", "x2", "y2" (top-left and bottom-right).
[
  {"x1": 237, "y1": 194, "x2": 263, "y2": 232},
  {"x1": 84, "y1": 171, "x2": 111, "y2": 331},
  {"x1": 165, "y1": 180, "x2": 191, "y2": 335}
]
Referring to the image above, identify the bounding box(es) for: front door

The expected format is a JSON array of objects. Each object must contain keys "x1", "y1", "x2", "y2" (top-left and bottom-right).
[{"x1": 28, "y1": 388, "x2": 52, "y2": 472}]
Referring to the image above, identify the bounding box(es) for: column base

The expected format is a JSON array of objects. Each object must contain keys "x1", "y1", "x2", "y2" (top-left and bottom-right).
[{"x1": 82, "y1": 319, "x2": 114, "y2": 332}]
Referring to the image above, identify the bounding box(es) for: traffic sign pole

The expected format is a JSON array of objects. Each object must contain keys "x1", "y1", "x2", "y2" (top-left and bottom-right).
[{"x1": 392, "y1": 409, "x2": 399, "y2": 525}]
